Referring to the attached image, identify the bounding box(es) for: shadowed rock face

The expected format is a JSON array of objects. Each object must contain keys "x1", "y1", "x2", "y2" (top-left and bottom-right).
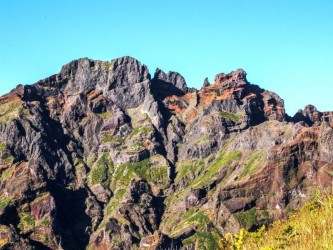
[{"x1": 0, "y1": 56, "x2": 332, "y2": 249}]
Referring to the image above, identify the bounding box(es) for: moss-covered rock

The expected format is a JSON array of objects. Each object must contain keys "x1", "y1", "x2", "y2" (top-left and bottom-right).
[
  {"x1": 239, "y1": 150, "x2": 267, "y2": 178},
  {"x1": 233, "y1": 207, "x2": 258, "y2": 230},
  {"x1": 0, "y1": 197, "x2": 12, "y2": 210},
  {"x1": 89, "y1": 153, "x2": 113, "y2": 188}
]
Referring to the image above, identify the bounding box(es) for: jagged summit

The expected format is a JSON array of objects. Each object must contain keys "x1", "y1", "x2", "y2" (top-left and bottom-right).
[
  {"x1": 214, "y1": 68, "x2": 248, "y2": 87},
  {"x1": 292, "y1": 104, "x2": 333, "y2": 126},
  {"x1": 0, "y1": 56, "x2": 333, "y2": 249},
  {"x1": 153, "y1": 68, "x2": 187, "y2": 92}
]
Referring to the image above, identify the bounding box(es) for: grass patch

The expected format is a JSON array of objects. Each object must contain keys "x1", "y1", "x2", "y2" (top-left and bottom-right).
[
  {"x1": 0, "y1": 166, "x2": 14, "y2": 181},
  {"x1": 223, "y1": 191, "x2": 333, "y2": 250},
  {"x1": 233, "y1": 207, "x2": 257, "y2": 230},
  {"x1": 126, "y1": 107, "x2": 147, "y2": 126},
  {"x1": 200, "y1": 121, "x2": 214, "y2": 126},
  {"x1": 111, "y1": 158, "x2": 169, "y2": 190},
  {"x1": 19, "y1": 108, "x2": 29, "y2": 116},
  {"x1": 106, "y1": 189, "x2": 127, "y2": 217},
  {"x1": 102, "y1": 135, "x2": 113, "y2": 143},
  {"x1": 127, "y1": 141, "x2": 144, "y2": 153},
  {"x1": 98, "y1": 111, "x2": 113, "y2": 119},
  {"x1": 2, "y1": 155, "x2": 14, "y2": 164},
  {"x1": 191, "y1": 150, "x2": 242, "y2": 189},
  {"x1": 175, "y1": 159, "x2": 205, "y2": 182},
  {"x1": 0, "y1": 99, "x2": 22, "y2": 125},
  {"x1": 219, "y1": 111, "x2": 241, "y2": 123},
  {"x1": 194, "y1": 135, "x2": 212, "y2": 144},
  {"x1": 102, "y1": 135, "x2": 124, "y2": 144},
  {"x1": 101, "y1": 156, "x2": 169, "y2": 232},
  {"x1": 40, "y1": 219, "x2": 50, "y2": 226},
  {"x1": 163, "y1": 141, "x2": 240, "y2": 233},
  {"x1": 170, "y1": 209, "x2": 210, "y2": 237},
  {"x1": 18, "y1": 212, "x2": 35, "y2": 232},
  {"x1": 0, "y1": 143, "x2": 6, "y2": 152},
  {"x1": 239, "y1": 150, "x2": 267, "y2": 178},
  {"x1": 0, "y1": 197, "x2": 12, "y2": 209},
  {"x1": 90, "y1": 153, "x2": 113, "y2": 188},
  {"x1": 32, "y1": 192, "x2": 50, "y2": 204},
  {"x1": 105, "y1": 61, "x2": 114, "y2": 71},
  {"x1": 183, "y1": 230, "x2": 222, "y2": 250},
  {"x1": 129, "y1": 126, "x2": 153, "y2": 139}
]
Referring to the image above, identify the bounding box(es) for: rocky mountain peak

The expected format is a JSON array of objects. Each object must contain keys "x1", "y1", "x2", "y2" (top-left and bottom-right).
[
  {"x1": 201, "y1": 77, "x2": 210, "y2": 89},
  {"x1": 152, "y1": 68, "x2": 188, "y2": 98},
  {"x1": 213, "y1": 68, "x2": 248, "y2": 87},
  {"x1": 0, "y1": 56, "x2": 332, "y2": 249},
  {"x1": 292, "y1": 104, "x2": 333, "y2": 126}
]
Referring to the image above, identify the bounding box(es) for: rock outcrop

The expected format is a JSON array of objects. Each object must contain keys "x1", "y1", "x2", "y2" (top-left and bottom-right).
[{"x1": 0, "y1": 56, "x2": 332, "y2": 249}]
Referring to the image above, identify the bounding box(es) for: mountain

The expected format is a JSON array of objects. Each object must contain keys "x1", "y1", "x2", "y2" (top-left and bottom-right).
[{"x1": 0, "y1": 56, "x2": 332, "y2": 249}]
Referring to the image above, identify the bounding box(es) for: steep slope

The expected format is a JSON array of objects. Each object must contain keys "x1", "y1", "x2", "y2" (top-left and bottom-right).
[
  {"x1": 0, "y1": 56, "x2": 332, "y2": 249},
  {"x1": 223, "y1": 191, "x2": 333, "y2": 249}
]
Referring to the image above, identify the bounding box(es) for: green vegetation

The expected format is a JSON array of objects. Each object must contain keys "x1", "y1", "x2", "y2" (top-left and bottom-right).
[
  {"x1": 111, "y1": 157, "x2": 169, "y2": 190},
  {"x1": 0, "y1": 225, "x2": 10, "y2": 247},
  {"x1": 194, "y1": 135, "x2": 212, "y2": 144},
  {"x1": 40, "y1": 219, "x2": 50, "y2": 226},
  {"x1": 220, "y1": 226, "x2": 266, "y2": 250},
  {"x1": 186, "y1": 210, "x2": 210, "y2": 226},
  {"x1": 100, "y1": 155, "x2": 169, "y2": 232},
  {"x1": 183, "y1": 229, "x2": 223, "y2": 250},
  {"x1": 102, "y1": 134, "x2": 124, "y2": 144},
  {"x1": 239, "y1": 151, "x2": 267, "y2": 178},
  {"x1": 0, "y1": 144, "x2": 14, "y2": 166},
  {"x1": 98, "y1": 111, "x2": 113, "y2": 119},
  {"x1": 19, "y1": 108, "x2": 29, "y2": 116},
  {"x1": 18, "y1": 212, "x2": 35, "y2": 232},
  {"x1": 86, "y1": 155, "x2": 97, "y2": 168},
  {"x1": 164, "y1": 141, "x2": 242, "y2": 234},
  {"x1": 2, "y1": 155, "x2": 14, "y2": 165},
  {"x1": 219, "y1": 111, "x2": 241, "y2": 123},
  {"x1": 191, "y1": 150, "x2": 242, "y2": 189},
  {"x1": 234, "y1": 207, "x2": 258, "y2": 230},
  {"x1": 32, "y1": 192, "x2": 50, "y2": 204},
  {"x1": 0, "y1": 197, "x2": 12, "y2": 209},
  {"x1": 0, "y1": 100, "x2": 23, "y2": 124},
  {"x1": 105, "y1": 61, "x2": 114, "y2": 71},
  {"x1": 220, "y1": 191, "x2": 333, "y2": 250},
  {"x1": 129, "y1": 126, "x2": 153, "y2": 139},
  {"x1": 175, "y1": 159, "x2": 205, "y2": 182},
  {"x1": 170, "y1": 208, "x2": 210, "y2": 237},
  {"x1": 90, "y1": 153, "x2": 113, "y2": 188},
  {"x1": 126, "y1": 107, "x2": 144, "y2": 125},
  {"x1": 127, "y1": 141, "x2": 144, "y2": 153},
  {"x1": 167, "y1": 208, "x2": 227, "y2": 249},
  {"x1": 102, "y1": 135, "x2": 113, "y2": 143},
  {"x1": 144, "y1": 113, "x2": 152, "y2": 123},
  {"x1": 0, "y1": 166, "x2": 14, "y2": 181},
  {"x1": 126, "y1": 108, "x2": 153, "y2": 132},
  {"x1": 106, "y1": 188, "x2": 127, "y2": 217},
  {"x1": 200, "y1": 121, "x2": 214, "y2": 126}
]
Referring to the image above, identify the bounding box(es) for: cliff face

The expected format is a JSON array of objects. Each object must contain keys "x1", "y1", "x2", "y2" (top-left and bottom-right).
[{"x1": 0, "y1": 56, "x2": 332, "y2": 249}]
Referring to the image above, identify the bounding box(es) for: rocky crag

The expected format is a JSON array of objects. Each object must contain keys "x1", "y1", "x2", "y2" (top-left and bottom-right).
[{"x1": 0, "y1": 56, "x2": 332, "y2": 249}]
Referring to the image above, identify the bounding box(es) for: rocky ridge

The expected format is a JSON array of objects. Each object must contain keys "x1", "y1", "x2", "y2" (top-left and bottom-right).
[{"x1": 0, "y1": 56, "x2": 332, "y2": 249}]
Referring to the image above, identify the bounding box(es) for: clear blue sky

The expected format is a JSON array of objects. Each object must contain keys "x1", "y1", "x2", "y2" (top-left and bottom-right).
[{"x1": 1, "y1": 0, "x2": 332, "y2": 115}]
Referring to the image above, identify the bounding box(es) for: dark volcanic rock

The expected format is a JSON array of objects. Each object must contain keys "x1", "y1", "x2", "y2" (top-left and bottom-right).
[
  {"x1": 0, "y1": 56, "x2": 332, "y2": 249},
  {"x1": 202, "y1": 77, "x2": 210, "y2": 88},
  {"x1": 119, "y1": 179, "x2": 164, "y2": 237},
  {"x1": 151, "y1": 68, "x2": 188, "y2": 99},
  {"x1": 292, "y1": 104, "x2": 333, "y2": 126}
]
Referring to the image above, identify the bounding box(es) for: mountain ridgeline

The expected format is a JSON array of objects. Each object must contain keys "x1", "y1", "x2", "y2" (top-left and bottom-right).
[{"x1": 0, "y1": 56, "x2": 333, "y2": 249}]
